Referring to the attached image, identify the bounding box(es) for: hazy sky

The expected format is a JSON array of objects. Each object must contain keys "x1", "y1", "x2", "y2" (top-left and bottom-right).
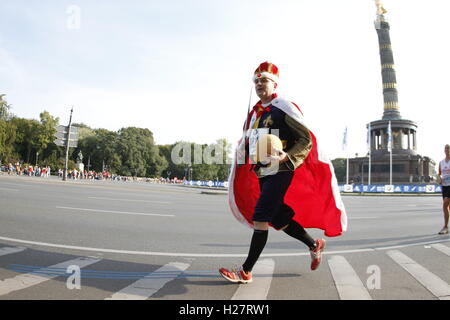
[{"x1": 1, "y1": 0, "x2": 449, "y2": 168}]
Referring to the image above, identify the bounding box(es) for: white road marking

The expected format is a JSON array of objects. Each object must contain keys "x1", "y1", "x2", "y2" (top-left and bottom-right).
[
  {"x1": 56, "y1": 206, "x2": 175, "y2": 217},
  {"x1": 0, "y1": 247, "x2": 26, "y2": 257},
  {"x1": 0, "y1": 235, "x2": 449, "y2": 258},
  {"x1": 231, "y1": 259, "x2": 275, "y2": 300},
  {"x1": 343, "y1": 211, "x2": 438, "y2": 220},
  {"x1": 88, "y1": 197, "x2": 171, "y2": 204},
  {"x1": 375, "y1": 239, "x2": 450, "y2": 251},
  {"x1": 431, "y1": 243, "x2": 450, "y2": 257},
  {"x1": 387, "y1": 250, "x2": 450, "y2": 300},
  {"x1": 0, "y1": 187, "x2": 19, "y2": 192},
  {"x1": 0, "y1": 182, "x2": 26, "y2": 187},
  {"x1": 106, "y1": 262, "x2": 190, "y2": 300},
  {"x1": 328, "y1": 255, "x2": 372, "y2": 300},
  {"x1": 0, "y1": 257, "x2": 101, "y2": 296}
]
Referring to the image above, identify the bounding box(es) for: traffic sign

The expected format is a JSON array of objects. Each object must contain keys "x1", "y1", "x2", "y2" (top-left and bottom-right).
[
  {"x1": 57, "y1": 125, "x2": 78, "y2": 133},
  {"x1": 54, "y1": 125, "x2": 79, "y2": 147},
  {"x1": 54, "y1": 139, "x2": 78, "y2": 148}
]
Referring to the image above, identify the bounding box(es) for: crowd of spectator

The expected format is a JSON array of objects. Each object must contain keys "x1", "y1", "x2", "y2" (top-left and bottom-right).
[
  {"x1": 1, "y1": 162, "x2": 51, "y2": 177},
  {"x1": 60, "y1": 169, "x2": 135, "y2": 182},
  {"x1": 0, "y1": 162, "x2": 185, "y2": 184},
  {"x1": 145, "y1": 177, "x2": 183, "y2": 184}
]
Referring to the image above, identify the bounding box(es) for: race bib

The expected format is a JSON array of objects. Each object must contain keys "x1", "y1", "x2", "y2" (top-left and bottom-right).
[
  {"x1": 247, "y1": 128, "x2": 269, "y2": 164},
  {"x1": 443, "y1": 175, "x2": 450, "y2": 186}
]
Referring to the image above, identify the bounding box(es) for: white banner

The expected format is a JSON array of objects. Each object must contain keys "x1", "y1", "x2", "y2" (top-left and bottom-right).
[{"x1": 343, "y1": 184, "x2": 353, "y2": 193}]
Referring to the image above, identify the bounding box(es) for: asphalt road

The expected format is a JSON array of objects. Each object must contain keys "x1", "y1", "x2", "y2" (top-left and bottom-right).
[{"x1": 0, "y1": 174, "x2": 449, "y2": 301}]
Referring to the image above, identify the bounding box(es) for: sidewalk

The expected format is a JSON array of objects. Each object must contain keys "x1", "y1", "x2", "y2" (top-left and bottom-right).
[{"x1": 180, "y1": 184, "x2": 441, "y2": 197}]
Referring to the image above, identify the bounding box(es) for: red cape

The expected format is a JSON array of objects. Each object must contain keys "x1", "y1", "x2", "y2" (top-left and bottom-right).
[{"x1": 228, "y1": 98, "x2": 347, "y2": 237}]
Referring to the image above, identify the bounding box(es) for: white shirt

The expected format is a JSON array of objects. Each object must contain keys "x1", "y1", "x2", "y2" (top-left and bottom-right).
[{"x1": 440, "y1": 159, "x2": 450, "y2": 186}]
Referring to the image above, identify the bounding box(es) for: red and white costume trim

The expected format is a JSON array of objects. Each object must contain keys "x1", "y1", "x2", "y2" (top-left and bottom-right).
[{"x1": 228, "y1": 97, "x2": 347, "y2": 237}]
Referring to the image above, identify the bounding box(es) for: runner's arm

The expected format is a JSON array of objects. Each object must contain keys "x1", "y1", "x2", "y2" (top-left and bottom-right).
[{"x1": 283, "y1": 114, "x2": 312, "y2": 170}]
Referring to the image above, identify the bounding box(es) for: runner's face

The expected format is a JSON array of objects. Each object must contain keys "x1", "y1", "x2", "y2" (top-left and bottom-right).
[
  {"x1": 254, "y1": 77, "x2": 276, "y2": 102},
  {"x1": 445, "y1": 145, "x2": 450, "y2": 157}
]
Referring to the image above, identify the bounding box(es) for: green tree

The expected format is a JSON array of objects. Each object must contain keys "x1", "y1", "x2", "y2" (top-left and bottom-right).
[
  {"x1": 331, "y1": 158, "x2": 347, "y2": 184},
  {"x1": 10, "y1": 117, "x2": 40, "y2": 163},
  {"x1": 35, "y1": 111, "x2": 59, "y2": 161},
  {"x1": 8, "y1": 112, "x2": 59, "y2": 165},
  {"x1": 159, "y1": 143, "x2": 191, "y2": 180},
  {"x1": 116, "y1": 127, "x2": 167, "y2": 177},
  {"x1": 0, "y1": 94, "x2": 12, "y2": 120},
  {"x1": 72, "y1": 122, "x2": 94, "y2": 141},
  {"x1": 160, "y1": 139, "x2": 232, "y2": 181},
  {"x1": 76, "y1": 128, "x2": 120, "y2": 172},
  {"x1": 211, "y1": 138, "x2": 232, "y2": 181},
  {"x1": 0, "y1": 119, "x2": 17, "y2": 162}
]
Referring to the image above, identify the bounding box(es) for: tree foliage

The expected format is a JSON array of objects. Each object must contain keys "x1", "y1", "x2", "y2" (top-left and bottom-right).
[
  {"x1": 158, "y1": 139, "x2": 232, "y2": 181},
  {"x1": 115, "y1": 127, "x2": 167, "y2": 177},
  {"x1": 0, "y1": 94, "x2": 12, "y2": 121},
  {"x1": 0, "y1": 119, "x2": 17, "y2": 161},
  {"x1": 0, "y1": 97, "x2": 238, "y2": 181},
  {"x1": 331, "y1": 158, "x2": 347, "y2": 183}
]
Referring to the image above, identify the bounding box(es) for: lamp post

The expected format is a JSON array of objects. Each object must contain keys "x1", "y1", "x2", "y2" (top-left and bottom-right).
[{"x1": 63, "y1": 107, "x2": 73, "y2": 181}]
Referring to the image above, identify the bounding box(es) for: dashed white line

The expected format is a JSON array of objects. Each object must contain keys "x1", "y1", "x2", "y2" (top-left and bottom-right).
[
  {"x1": 0, "y1": 187, "x2": 19, "y2": 192},
  {"x1": 56, "y1": 206, "x2": 175, "y2": 217},
  {"x1": 88, "y1": 197, "x2": 171, "y2": 204}
]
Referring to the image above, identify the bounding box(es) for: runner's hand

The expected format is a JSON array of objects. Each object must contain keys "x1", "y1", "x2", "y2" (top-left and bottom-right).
[{"x1": 268, "y1": 148, "x2": 288, "y2": 164}]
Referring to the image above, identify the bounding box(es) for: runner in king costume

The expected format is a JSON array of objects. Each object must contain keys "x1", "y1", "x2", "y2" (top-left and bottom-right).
[{"x1": 220, "y1": 62, "x2": 347, "y2": 284}]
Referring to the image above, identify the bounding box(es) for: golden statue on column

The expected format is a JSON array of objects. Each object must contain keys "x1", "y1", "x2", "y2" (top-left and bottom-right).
[{"x1": 375, "y1": 0, "x2": 388, "y2": 15}]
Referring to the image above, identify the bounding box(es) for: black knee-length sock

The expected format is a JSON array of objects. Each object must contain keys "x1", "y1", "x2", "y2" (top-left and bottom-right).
[
  {"x1": 242, "y1": 229, "x2": 268, "y2": 273},
  {"x1": 283, "y1": 220, "x2": 316, "y2": 250}
]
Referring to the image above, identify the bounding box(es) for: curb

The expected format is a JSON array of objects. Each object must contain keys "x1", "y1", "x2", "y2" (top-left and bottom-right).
[
  {"x1": 341, "y1": 193, "x2": 440, "y2": 197},
  {"x1": 200, "y1": 191, "x2": 228, "y2": 195}
]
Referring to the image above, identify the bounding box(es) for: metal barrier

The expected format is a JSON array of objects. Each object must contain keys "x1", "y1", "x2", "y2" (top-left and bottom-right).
[
  {"x1": 183, "y1": 180, "x2": 443, "y2": 194},
  {"x1": 339, "y1": 184, "x2": 442, "y2": 194},
  {"x1": 183, "y1": 180, "x2": 228, "y2": 188}
]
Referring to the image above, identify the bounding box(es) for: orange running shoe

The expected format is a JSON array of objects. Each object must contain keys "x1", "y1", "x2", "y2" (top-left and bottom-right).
[
  {"x1": 219, "y1": 266, "x2": 253, "y2": 284},
  {"x1": 310, "y1": 239, "x2": 326, "y2": 271}
]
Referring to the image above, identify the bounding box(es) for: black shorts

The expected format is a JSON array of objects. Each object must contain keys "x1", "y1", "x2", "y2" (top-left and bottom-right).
[
  {"x1": 443, "y1": 186, "x2": 450, "y2": 199},
  {"x1": 252, "y1": 171, "x2": 295, "y2": 230}
]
